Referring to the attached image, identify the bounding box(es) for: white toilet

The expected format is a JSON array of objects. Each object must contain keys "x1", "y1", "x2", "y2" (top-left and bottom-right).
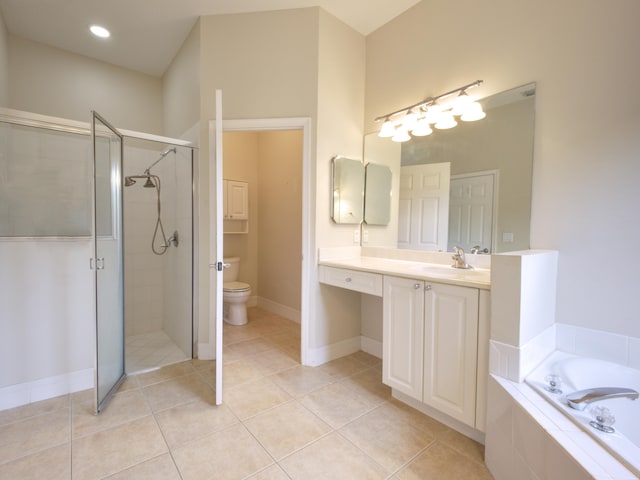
[{"x1": 223, "y1": 257, "x2": 251, "y2": 326}]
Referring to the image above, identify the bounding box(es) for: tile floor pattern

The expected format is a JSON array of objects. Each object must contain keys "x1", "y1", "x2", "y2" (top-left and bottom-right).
[{"x1": 0, "y1": 307, "x2": 494, "y2": 479}]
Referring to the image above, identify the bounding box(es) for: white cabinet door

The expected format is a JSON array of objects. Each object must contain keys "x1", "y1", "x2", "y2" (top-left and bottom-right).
[
  {"x1": 225, "y1": 180, "x2": 248, "y2": 220},
  {"x1": 423, "y1": 282, "x2": 479, "y2": 426},
  {"x1": 382, "y1": 276, "x2": 425, "y2": 401}
]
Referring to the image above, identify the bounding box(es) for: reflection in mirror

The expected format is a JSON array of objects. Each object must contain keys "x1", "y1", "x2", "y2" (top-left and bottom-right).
[
  {"x1": 363, "y1": 83, "x2": 536, "y2": 253},
  {"x1": 331, "y1": 155, "x2": 364, "y2": 224},
  {"x1": 364, "y1": 163, "x2": 392, "y2": 225}
]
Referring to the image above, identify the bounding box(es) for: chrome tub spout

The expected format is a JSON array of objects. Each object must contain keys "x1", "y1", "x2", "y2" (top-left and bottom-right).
[{"x1": 566, "y1": 387, "x2": 639, "y2": 411}]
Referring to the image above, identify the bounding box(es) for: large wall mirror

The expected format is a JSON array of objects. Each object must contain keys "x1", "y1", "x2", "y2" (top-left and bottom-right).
[{"x1": 363, "y1": 82, "x2": 536, "y2": 253}]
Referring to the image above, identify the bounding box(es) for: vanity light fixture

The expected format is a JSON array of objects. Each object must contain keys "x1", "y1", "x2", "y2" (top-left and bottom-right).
[
  {"x1": 375, "y1": 80, "x2": 486, "y2": 142},
  {"x1": 90, "y1": 25, "x2": 111, "y2": 38}
]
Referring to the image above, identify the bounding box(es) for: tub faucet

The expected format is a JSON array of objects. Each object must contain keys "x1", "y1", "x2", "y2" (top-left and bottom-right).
[
  {"x1": 451, "y1": 246, "x2": 472, "y2": 269},
  {"x1": 566, "y1": 387, "x2": 639, "y2": 411}
]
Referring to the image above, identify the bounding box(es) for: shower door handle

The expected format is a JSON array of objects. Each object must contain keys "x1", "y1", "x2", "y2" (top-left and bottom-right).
[{"x1": 96, "y1": 258, "x2": 105, "y2": 270}]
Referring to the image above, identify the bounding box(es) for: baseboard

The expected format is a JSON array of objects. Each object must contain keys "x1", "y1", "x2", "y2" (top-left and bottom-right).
[
  {"x1": 0, "y1": 368, "x2": 94, "y2": 411},
  {"x1": 197, "y1": 342, "x2": 216, "y2": 360},
  {"x1": 360, "y1": 336, "x2": 382, "y2": 359},
  {"x1": 305, "y1": 336, "x2": 361, "y2": 366},
  {"x1": 257, "y1": 297, "x2": 301, "y2": 323}
]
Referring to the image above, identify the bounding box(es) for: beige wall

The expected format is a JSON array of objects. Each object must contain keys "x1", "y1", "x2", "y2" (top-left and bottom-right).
[
  {"x1": 198, "y1": 9, "x2": 366, "y2": 356},
  {"x1": 0, "y1": 9, "x2": 8, "y2": 107},
  {"x1": 257, "y1": 130, "x2": 303, "y2": 312},
  {"x1": 222, "y1": 130, "x2": 303, "y2": 315},
  {"x1": 8, "y1": 35, "x2": 163, "y2": 133},
  {"x1": 163, "y1": 20, "x2": 200, "y2": 138},
  {"x1": 366, "y1": 0, "x2": 640, "y2": 338},
  {"x1": 312, "y1": 10, "x2": 367, "y2": 349},
  {"x1": 197, "y1": 8, "x2": 320, "y2": 344},
  {"x1": 222, "y1": 131, "x2": 260, "y2": 292}
]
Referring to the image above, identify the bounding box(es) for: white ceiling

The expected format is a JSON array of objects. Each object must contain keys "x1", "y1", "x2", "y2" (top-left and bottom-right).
[{"x1": 0, "y1": 0, "x2": 420, "y2": 77}]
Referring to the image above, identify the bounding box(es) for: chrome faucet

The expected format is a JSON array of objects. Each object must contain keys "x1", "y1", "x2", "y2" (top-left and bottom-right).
[
  {"x1": 451, "y1": 246, "x2": 472, "y2": 269},
  {"x1": 566, "y1": 387, "x2": 639, "y2": 411}
]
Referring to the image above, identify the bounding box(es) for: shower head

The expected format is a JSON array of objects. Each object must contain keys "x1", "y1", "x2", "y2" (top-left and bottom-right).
[
  {"x1": 124, "y1": 176, "x2": 136, "y2": 187},
  {"x1": 143, "y1": 176, "x2": 156, "y2": 188}
]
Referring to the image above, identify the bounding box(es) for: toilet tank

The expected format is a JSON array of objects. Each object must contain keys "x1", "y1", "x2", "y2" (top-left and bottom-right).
[{"x1": 223, "y1": 257, "x2": 240, "y2": 283}]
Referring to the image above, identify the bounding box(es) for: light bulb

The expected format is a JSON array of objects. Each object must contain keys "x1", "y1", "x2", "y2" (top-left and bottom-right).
[
  {"x1": 90, "y1": 25, "x2": 111, "y2": 38},
  {"x1": 434, "y1": 111, "x2": 457, "y2": 129},
  {"x1": 401, "y1": 110, "x2": 419, "y2": 131},
  {"x1": 391, "y1": 128, "x2": 411, "y2": 142},
  {"x1": 424, "y1": 104, "x2": 443, "y2": 124},
  {"x1": 378, "y1": 119, "x2": 396, "y2": 138},
  {"x1": 451, "y1": 91, "x2": 474, "y2": 116},
  {"x1": 411, "y1": 119, "x2": 432, "y2": 136},
  {"x1": 460, "y1": 102, "x2": 486, "y2": 121}
]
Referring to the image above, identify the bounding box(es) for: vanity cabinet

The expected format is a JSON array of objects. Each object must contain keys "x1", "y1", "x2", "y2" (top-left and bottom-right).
[
  {"x1": 383, "y1": 275, "x2": 481, "y2": 428},
  {"x1": 223, "y1": 180, "x2": 248, "y2": 233}
]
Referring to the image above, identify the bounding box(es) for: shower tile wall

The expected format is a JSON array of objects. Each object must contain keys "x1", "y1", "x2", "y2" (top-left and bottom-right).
[{"x1": 124, "y1": 147, "x2": 166, "y2": 337}]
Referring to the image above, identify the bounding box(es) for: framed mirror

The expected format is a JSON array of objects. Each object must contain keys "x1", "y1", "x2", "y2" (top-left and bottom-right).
[
  {"x1": 364, "y1": 163, "x2": 392, "y2": 225},
  {"x1": 363, "y1": 82, "x2": 536, "y2": 253},
  {"x1": 331, "y1": 155, "x2": 364, "y2": 224}
]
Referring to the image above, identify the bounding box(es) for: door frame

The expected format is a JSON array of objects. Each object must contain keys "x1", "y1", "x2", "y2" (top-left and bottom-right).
[{"x1": 207, "y1": 116, "x2": 312, "y2": 369}]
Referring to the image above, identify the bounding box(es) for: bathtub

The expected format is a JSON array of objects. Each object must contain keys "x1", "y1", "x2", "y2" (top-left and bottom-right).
[{"x1": 526, "y1": 352, "x2": 640, "y2": 477}]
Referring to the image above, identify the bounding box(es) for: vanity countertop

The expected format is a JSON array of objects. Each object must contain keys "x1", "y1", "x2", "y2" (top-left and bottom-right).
[{"x1": 319, "y1": 256, "x2": 490, "y2": 290}]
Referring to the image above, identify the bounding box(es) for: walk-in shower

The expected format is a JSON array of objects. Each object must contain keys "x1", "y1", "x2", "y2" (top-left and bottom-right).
[
  {"x1": 124, "y1": 147, "x2": 179, "y2": 256},
  {"x1": 123, "y1": 141, "x2": 194, "y2": 373}
]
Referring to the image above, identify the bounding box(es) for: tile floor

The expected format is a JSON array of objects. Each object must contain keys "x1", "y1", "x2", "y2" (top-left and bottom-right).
[{"x1": 0, "y1": 307, "x2": 494, "y2": 479}]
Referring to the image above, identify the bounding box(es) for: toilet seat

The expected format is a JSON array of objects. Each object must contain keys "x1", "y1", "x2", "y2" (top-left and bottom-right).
[{"x1": 223, "y1": 281, "x2": 251, "y2": 293}]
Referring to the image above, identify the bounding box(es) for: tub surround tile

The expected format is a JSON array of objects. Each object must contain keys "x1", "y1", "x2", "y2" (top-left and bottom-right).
[
  {"x1": 573, "y1": 328, "x2": 629, "y2": 366},
  {"x1": 629, "y1": 336, "x2": 640, "y2": 371}
]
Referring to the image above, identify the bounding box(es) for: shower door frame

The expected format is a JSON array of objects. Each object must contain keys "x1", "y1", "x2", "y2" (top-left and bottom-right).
[{"x1": 0, "y1": 107, "x2": 197, "y2": 411}]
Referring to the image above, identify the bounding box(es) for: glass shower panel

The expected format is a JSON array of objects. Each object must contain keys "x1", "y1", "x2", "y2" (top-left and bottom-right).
[{"x1": 92, "y1": 112, "x2": 125, "y2": 414}]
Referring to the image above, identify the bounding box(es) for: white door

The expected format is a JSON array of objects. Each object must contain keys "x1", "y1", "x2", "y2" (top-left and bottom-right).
[
  {"x1": 448, "y1": 172, "x2": 495, "y2": 253},
  {"x1": 398, "y1": 163, "x2": 450, "y2": 251},
  {"x1": 208, "y1": 90, "x2": 224, "y2": 405}
]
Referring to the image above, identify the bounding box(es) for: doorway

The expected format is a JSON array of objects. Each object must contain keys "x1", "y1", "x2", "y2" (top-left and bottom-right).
[{"x1": 209, "y1": 117, "x2": 312, "y2": 392}]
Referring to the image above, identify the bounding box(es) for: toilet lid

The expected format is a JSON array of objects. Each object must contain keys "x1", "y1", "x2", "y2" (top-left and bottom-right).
[{"x1": 223, "y1": 281, "x2": 251, "y2": 292}]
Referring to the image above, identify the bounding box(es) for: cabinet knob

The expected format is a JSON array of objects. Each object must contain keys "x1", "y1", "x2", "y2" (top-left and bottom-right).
[
  {"x1": 425, "y1": 284, "x2": 432, "y2": 291},
  {"x1": 414, "y1": 283, "x2": 421, "y2": 289},
  {"x1": 345, "y1": 277, "x2": 352, "y2": 283}
]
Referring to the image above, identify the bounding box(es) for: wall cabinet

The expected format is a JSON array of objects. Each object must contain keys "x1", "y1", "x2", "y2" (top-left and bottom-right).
[
  {"x1": 223, "y1": 179, "x2": 248, "y2": 233},
  {"x1": 383, "y1": 275, "x2": 482, "y2": 428}
]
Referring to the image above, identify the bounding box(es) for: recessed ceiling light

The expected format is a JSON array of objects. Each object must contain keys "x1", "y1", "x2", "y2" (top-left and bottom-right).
[{"x1": 90, "y1": 25, "x2": 110, "y2": 38}]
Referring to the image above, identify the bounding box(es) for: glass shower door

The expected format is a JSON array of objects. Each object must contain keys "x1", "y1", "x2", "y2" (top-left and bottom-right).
[{"x1": 92, "y1": 111, "x2": 125, "y2": 414}]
